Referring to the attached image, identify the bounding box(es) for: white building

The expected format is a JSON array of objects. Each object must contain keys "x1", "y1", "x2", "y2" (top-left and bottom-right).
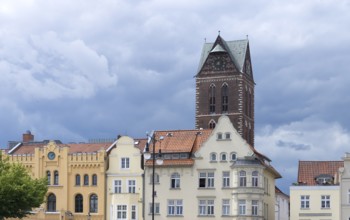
[
  {"x1": 144, "y1": 115, "x2": 281, "y2": 219},
  {"x1": 275, "y1": 187, "x2": 289, "y2": 220}
]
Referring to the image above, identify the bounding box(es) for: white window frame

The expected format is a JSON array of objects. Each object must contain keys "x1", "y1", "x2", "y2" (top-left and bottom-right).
[
  {"x1": 222, "y1": 199, "x2": 230, "y2": 216},
  {"x1": 222, "y1": 171, "x2": 230, "y2": 188},
  {"x1": 117, "y1": 205, "x2": 127, "y2": 220},
  {"x1": 230, "y1": 152, "x2": 237, "y2": 161},
  {"x1": 149, "y1": 203, "x2": 160, "y2": 214},
  {"x1": 170, "y1": 173, "x2": 180, "y2": 189},
  {"x1": 199, "y1": 172, "x2": 215, "y2": 188},
  {"x1": 321, "y1": 195, "x2": 330, "y2": 208},
  {"x1": 210, "y1": 153, "x2": 217, "y2": 161},
  {"x1": 198, "y1": 199, "x2": 214, "y2": 216},
  {"x1": 239, "y1": 200, "x2": 246, "y2": 215},
  {"x1": 131, "y1": 205, "x2": 137, "y2": 220},
  {"x1": 128, "y1": 180, "x2": 136, "y2": 193},
  {"x1": 252, "y1": 171, "x2": 259, "y2": 187},
  {"x1": 220, "y1": 152, "x2": 227, "y2": 161},
  {"x1": 252, "y1": 200, "x2": 258, "y2": 216},
  {"x1": 121, "y1": 157, "x2": 130, "y2": 169},
  {"x1": 114, "y1": 180, "x2": 122, "y2": 193},
  {"x1": 301, "y1": 195, "x2": 310, "y2": 209},
  {"x1": 239, "y1": 171, "x2": 246, "y2": 187},
  {"x1": 167, "y1": 199, "x2": 183, "y2": 216}
]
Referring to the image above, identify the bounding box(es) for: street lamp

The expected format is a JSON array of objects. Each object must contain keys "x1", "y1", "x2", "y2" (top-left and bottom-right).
[{"x1": 144, "y1": 131, "x2": 163, "y2": 220}]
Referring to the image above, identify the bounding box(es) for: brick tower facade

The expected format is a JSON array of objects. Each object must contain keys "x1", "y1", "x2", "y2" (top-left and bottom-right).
[{"x1": 195, "y1": 35, "x2": 255, "y2": 146}]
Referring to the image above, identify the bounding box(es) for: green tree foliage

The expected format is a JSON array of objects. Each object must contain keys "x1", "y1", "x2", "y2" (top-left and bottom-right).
[{"x1": 0, "y1": 152, "x2": 48, "y2": 219}]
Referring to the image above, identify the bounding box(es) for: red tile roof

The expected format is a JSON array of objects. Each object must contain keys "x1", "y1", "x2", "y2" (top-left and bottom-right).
[{"x1": 298, "y1": 161, "x2": 343, "y2": 186}]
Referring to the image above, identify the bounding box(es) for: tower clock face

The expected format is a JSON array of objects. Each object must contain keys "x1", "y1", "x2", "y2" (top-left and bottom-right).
[
  {"x1": 212, "y1": 57, "x2": 226, "y2": 71},
  {"x1": 48, "y1": 152, "x2": 56, "y2": 160}
]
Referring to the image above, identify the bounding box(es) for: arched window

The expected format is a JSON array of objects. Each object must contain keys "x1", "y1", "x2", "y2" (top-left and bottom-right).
[
  {"x1": 239, "y1": 171, "x2": 246, "y2": 187},
  {"x1": 90, "y1": 194, "x2": 98, "y2": 213},
  {"x1": 209, "y1": 120, "x2": 216, "y2": 129},
  {"x1": 252, "y1": 171, "x2": 259, "y2": 187},
  {"x1": 75, "y1": 194, "x2": 83, "y2": 213},
  {"x1": 209, "y1": 84, "x2": 216, "y2": 113},
  {"x1": 221, "y1": 83, "x2": 228, "y2": 113},
  {"x1": 151, "y1": 173, "x2": 160, "y2": 184},
  {"x1": 75, "y1": 174, "x2": 81, "y2": 186},
  {"x1": 92, "y1": 174, "x2": 97, "y2": 186},
  {"x1": 221, "y1": 153, "x2": 227, "y2": 161},
  {"x1": 53, "y1": 171, "x2": 59, "y2": 185},
  {"x1": 210, "y1": 153, "x2": 217, "y2": 161},
  {"x1": 230, "y1": 153, "x2": 237, "y2": 161},
  {"x1": 47, "y1": 193, "x2": 56, "y2": 212},
  {"x1": 84, "y1": 174, "x2": 89, "y2": 186},
  {"x1": 47, "y1": 171, "x2": 51, "y2": 185},
  {"x1": 171, "y1": 173, "x2": 180, "y2": 189}
]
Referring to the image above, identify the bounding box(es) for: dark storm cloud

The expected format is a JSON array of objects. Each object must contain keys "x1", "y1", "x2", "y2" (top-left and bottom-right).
[{"x1": 276, "y1": 140, "x2": 311, "y2": 151}]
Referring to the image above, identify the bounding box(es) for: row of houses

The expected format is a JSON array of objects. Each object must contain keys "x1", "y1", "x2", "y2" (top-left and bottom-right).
[{"x1": 2, "y1": 115, "x2": 289, "y2": 220}]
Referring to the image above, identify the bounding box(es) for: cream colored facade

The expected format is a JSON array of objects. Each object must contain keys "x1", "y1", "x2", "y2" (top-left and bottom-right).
[
  {"x1": 106, "y1": 136, "x2": 144, "y2": 220},
  {"x1": 290, "y1": 185, "x2": 340, "y2": 220},
  {"x1": 5, "y1": 140, "x2": 109, "y2": 220},
  {"x1": 144, "y1": 116, "x2": 280, "y2": 219},
  {"x1": 340, "y1": 153, "x2": 350, "y2": 219}
]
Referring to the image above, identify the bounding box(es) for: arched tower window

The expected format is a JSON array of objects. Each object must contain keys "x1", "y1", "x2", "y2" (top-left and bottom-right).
[
  {"x1": 53, "y1": 171, "x2": 59, "y2": 185},
  {"x1": 84, "y1": 174, "x2": 89, "y2": 186},
  {"x1": 47, "y1": 193, "x2": 56, "y2": 212},
  {"x1": 221, "y1": 83, "x2": 228, "y2": 113},
  {"x1": 75, "y1": 174, "x2": 81, "y2": 186},
  {"x1": 47, "y1": 171, "x2": 51, "y2": 185},
  {"x1": 209, "y1": 84, "x2": 216, "y2": 113},
  {"x1": 75, "y1": 194, "x2": 83, "y2": 213},
  {"x1": 90, "y1": 194, "x2": 98, "y2": 213},
  {"x1": 92, "y1": 174, "x2": 97, "y2": 186},
  {"x1": 209, "y1": 120, "x2": 216, "y2": 129}
]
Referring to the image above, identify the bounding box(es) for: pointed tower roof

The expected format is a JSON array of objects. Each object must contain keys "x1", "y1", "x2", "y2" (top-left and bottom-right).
[{"x1": 197, "y1": 35, "x2": 249, "y2": 74}]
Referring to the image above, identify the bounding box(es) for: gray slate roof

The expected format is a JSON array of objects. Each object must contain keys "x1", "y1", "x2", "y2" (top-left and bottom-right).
[{"x1": 197, "y1": 38, "x2": 249, "y2": 74}]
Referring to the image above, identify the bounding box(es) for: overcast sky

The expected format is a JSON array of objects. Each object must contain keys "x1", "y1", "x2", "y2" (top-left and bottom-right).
[{"x1": 1, "y1": 0, "x2": 350, "y2": 194}]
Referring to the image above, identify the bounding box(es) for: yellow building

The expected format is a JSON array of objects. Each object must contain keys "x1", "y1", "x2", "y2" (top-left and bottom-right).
[
  {"x1": 4, "y1": 131, "x2": 113, "y2": 220},
  {"x1": 106, "y1": 136, "x2": 146, "y2": 220}
]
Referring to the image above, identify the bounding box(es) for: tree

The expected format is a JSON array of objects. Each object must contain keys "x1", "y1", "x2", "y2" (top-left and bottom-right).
[{"x1": 0, "y1": 152, "x2": 48, "y2": 219}]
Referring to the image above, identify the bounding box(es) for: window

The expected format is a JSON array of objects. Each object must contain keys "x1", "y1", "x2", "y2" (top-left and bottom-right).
[
  {"x1": 252, "y1": 200, "x2": 258, "y2": 216},
  {"x1": 90, "y1": 194, "x2": 98, "y2": 213},
  {"x1": 92, "y1": 174, "x2": 97, "y2": 186},
  {"x1": 54, "y1": 171, "x2": 59, "y2": 185},
  {"x1": 220, "y1": 153, "x2": 227, "y2": 161},
  {"x1": 199, "y1": 172, "x2": 215, "y2": 188},
  {"x1": 47, "y1": 193, "x2": 56, "y2": 212},
  {"x1": 222, "y1": 171, "x2": 230, "y2": 188},
  {"x1": 84, "y1": 174, "x2": 89, "y2": 186},
  {"x1": 225, "y1": 132, "x2": 231, "y2": 139},
  {"x1": 114, "y1": 180, "x2": 122, "y2": 193},
  {"x1": 321, "y1": 195, "x2": 330, "y2": 208},
  {"x1": 301, "y1": 195, "x2": 310, "y2": 208},
  {"x1": 131, "y1": 205, "x2": 137, "y2": 220},
  {"x1": 252, "y1": 171, "x2": 258, "y2": 187},
  {"x1": 171, "y1": 173, "x2": 180, "y2": 189},
  {"x1": 230, "y1": 153, "x2": 236, "y2": 161},
  {"x1": 217, "y1": 133, "x2": 223, "y2": 140},
  {"x1": 222, "y1": 84, "x2": 228, "y2": 113},
  {"x1": 168, "y1": 200, "x2": 183, "y2": 216},
  {"x1": 222, "y1": 199, "x2": 230, "y2": 216},
  {"x1": 121, "y1": 157, "x2": 130, "y2": 169},
  {"x1": 128, "y1": 180, "x2": 136, "y2": 193},
  {"x1": 209, "y1": 84, "x2": 216, "y2": 113},
  {"x1": 47, "y1": 171, "x2": 51, "y2": 185},
  {"x1": 239, "y1": 200, "x2": 246, "y2": 215},
  {"x1": 75, "y1": 194, "x2": 83, "y2": 213},
  {"x1": 149, "y1": 203, "x2": 160, "y2": 214},
  {"x1": 210, "y1": 153, "x2": 217, "y2": 161},
  {"x1": 75, "y1": 174, "x2": 81, "y2": 186},
  {"x1": 150, "y1": 173, "x2": 159, "y2": 184},
  {"x1": 198, "y1": 199, "x2": 214, "y2": 216},
  {"x1": 117, "y1": 205, "x2": 127, "y2": 219},
  {"x1": 239, "y1": 171, "x2": 246, "y2": 187},
  {"x1": 209, "y1": 120, "x2": 216, "y2": 129}
]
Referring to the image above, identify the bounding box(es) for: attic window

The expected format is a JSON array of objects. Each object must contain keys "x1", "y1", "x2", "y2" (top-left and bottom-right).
[
  {"x1": 217, "y1": 133, "x2": 223, "y2": 140},
  {"x1": 315, "y1": 174, "x2": 334, "y2": 185}
]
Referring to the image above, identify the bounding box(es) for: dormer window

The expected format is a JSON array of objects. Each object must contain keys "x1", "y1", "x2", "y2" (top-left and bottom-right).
[{"x1": 315, "y1": 174, "x2": 334, "y2": 185}]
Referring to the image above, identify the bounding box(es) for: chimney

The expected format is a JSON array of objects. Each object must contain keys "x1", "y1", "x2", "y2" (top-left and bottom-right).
[{"x1": 23, "y1": 130, "x2": 34, "y2": 142}]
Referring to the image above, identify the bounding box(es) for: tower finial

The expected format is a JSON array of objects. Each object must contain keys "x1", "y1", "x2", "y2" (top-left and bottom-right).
[
  {"x1": 204, "y1": 38, "x2": 206, "y2": 43},
  {"x1": 218, "y1": 30, "x2": 221, "y2": 36},
  {"x1": 246, "y1": 34, "x2": 249, "y2": 40}
]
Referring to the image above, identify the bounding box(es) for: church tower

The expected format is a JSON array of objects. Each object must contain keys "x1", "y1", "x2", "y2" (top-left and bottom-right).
[{"x1": 195, "y1": 35, "x2": 255, "y2": 146}]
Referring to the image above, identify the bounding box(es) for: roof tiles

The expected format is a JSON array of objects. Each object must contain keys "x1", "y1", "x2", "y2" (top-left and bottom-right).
[{"x1": 298, "y1": 161, "x2": 343, "y2": 186}]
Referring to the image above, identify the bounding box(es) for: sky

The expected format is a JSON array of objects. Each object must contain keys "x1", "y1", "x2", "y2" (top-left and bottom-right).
[{"x1": 1, "y1": 0, "x2": 350, "y2": 194}]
